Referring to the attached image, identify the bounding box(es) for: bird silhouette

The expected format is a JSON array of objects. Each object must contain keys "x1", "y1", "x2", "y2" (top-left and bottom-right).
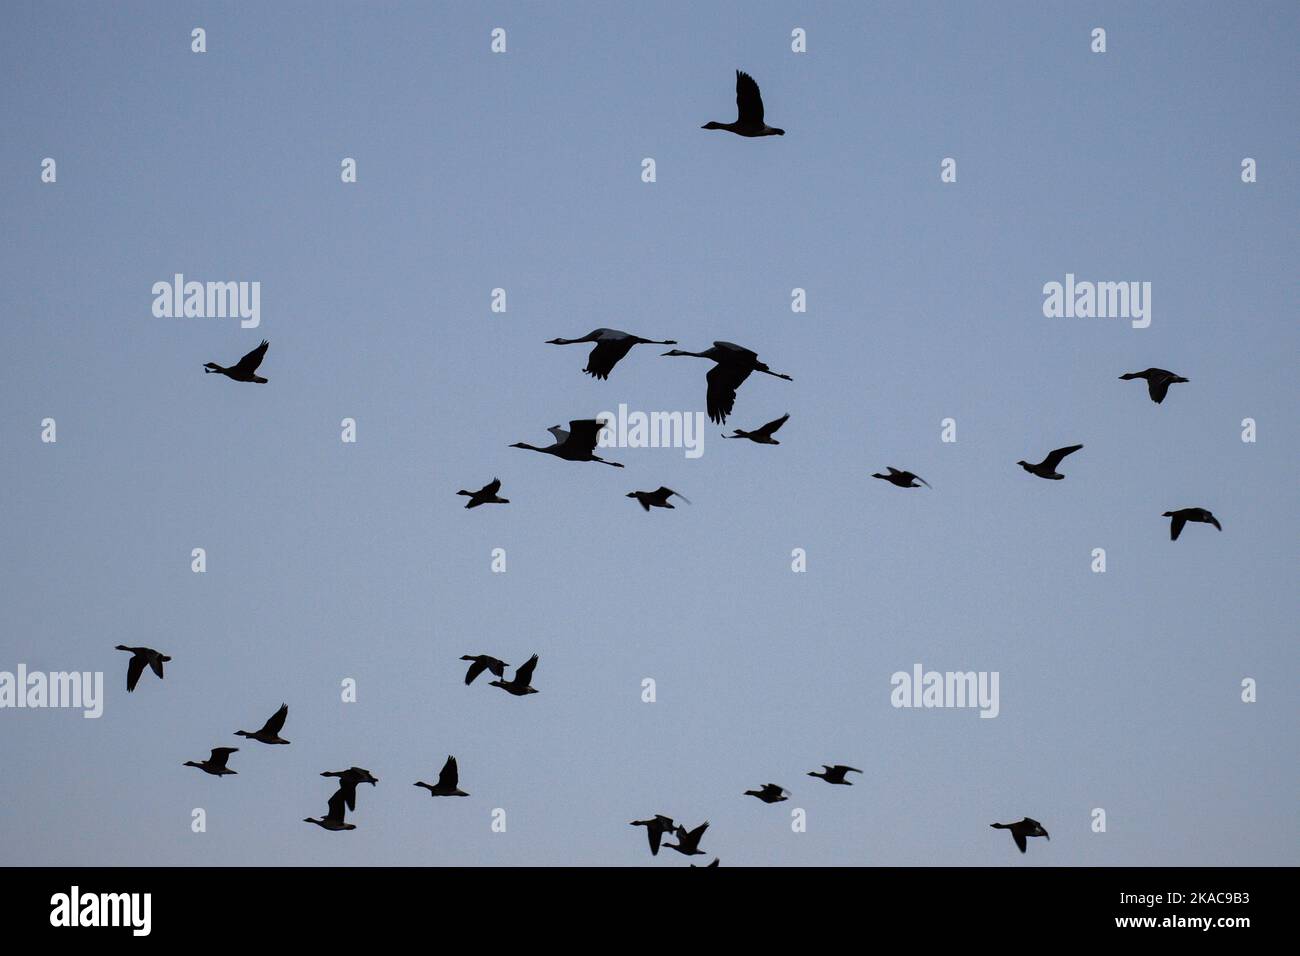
[
  {"x1": 204, "y1": 339, "x2": 269, "y2": 383},
  {"x1": 744, "y1": 783, "x2": 790, "y2": 804},
  {"x1": 702, "y1": 70, "x2": 785, "y2": 137},
  {"x1": 1017, "y1": 444, "x2": 1083, "y2": 480},
  {"x1": 808, "y1": 765, "x2": 862, "y2": 785},
  {"x1": 991, "y1": 817, "x2": 1050, "y2": 853},
  {"x1": 872, "y1": 467, "x2": 931, "y2": 489},
  {"x1": 235, "y1": 703, "x2": 290, "y2": 745},
  {"x1": 1119, "y1": 368, "x2": 1188, "y2": 404},
  {"x1": 511, "y1": 420, "x2": 623, "y2": 467},
  {"x1": 457, "y1": 478, "x2": 509, "y2": 509},
  {"x1": 626, "y1": 487, "x2": 691, "y2": 511},
  {"x1": 664, "y1": 821, "x2": 710, "y2": 856},
  {"x1": 722, "y1": 412, "x2": 789, "y2": 444},
  {"x1": 320, "y1": 767, "x2": 379, "y2": 812},
  {"x1": 414, "y1": 756, "x2": 469, "y2": 797},
  {"x1": 184, "y1": 747, "x2": 238, "y2": 777},
  {"x1": 489, "y1": 654, "x2": 539, "y2": 696},
  {"x1": 630, "y1": 815, "x2": 678, "y2": 856},
  {"x1": 114, "y1": 645, "x2": 170, "y2": 692},
  {"x1": 662, "y1": 342, "x2": 792, "y2": 425},
  {"x1": 304, "y1": 789, "x2": 356, "y2": 831},
  {"x1": 1163, "y1": 507, "x2": 1221, "y2": 541},
  {"x1": 546, "y1": 328, "x2": 677, "y2": 380},
  {"x1": 460, "y1": 654, "x2": 509, "y2": 685}
]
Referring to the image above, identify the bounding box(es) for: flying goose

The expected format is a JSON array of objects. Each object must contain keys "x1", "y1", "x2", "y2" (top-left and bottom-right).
[
  {"x1": 722, "y1": 412, "x2": 789, "y2": 444},
  {"x1": 1119, "y1": 368, "x2": 1188, "y2": 404},
  {"x1": 1162, "y1": 507, "x2": 1221, "y2": 541},
  {"x1": 184, "y1": 747, "x2": 238, "y2": 777},
  {"x1": 414, "y1": 756, "x2": 469, "y2": 797},
  {"x1": 457, "y1": 478, "x2": 509, "y2": 509},
  {"x1": 744, "y1": 783, "x2": 790, "y2": 804},
  {"x1": 304, "y1": 789, "x2": 356, "y2": 832},
  {"x1": 204, "y1": 339, "x2": 270, "y2": 383},
  {"x1": 808, "y1": 765, "x2": 862, "y2": 785},
  {"x1": 460, "y1": 654, "x2": 509, "y2": 685},
  {"x1": 664, "y1": 821, "x2": 710, "y2": 856},
  {"x1": 702, "y1": 70, "x2": 785, "y2": 137},
  {"x1": 546, "y1": 328, "x2": 677, "y2": 380},
  {"x1": 114, "y1": 645, "x2": 170, "y2": 692},
  {"x1": 1017, "y1": 444, "x2": 1083, "y2": 480},
  {"x1": 235, "y1": 703, "x2": 290, "y2": 745},
  {"x1": 510, "y1": 420, "x2": 623, "y2": 467},
  {"x1": 662, "y1": 342, "x2": 792, "y2": 425},
  {"x1": 320, "y1": 767, "x2": 379, "y2": 812},
  {"x1": 626, "y1": 487, "x2": 691, "y2": 511},
  {"x1": 991, "y1": 817, "x2": 1050, "y2": 853},
  {"x1": 872, "y1": 467, "x2": 931, "y2": 489},
  {"x1": 630, "y1": 815, "x2": 678, "y2": 856},
  {"x1": 489, "y1": 654, "x2": 539, "y2": 696}
]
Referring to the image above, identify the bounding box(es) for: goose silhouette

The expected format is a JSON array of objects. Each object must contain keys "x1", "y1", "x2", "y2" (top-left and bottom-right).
[
  {"x1": 204, "y1": 340, "x2": 269, "y2": 383},
  {"x1": 114, "y1": 645, "x2": 170, "y2": 692},
  {"x1": 702, "y1": 70, "x2": 785, "y2": 137}
]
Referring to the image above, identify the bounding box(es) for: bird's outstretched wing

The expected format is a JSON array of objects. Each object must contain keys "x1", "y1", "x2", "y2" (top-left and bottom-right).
[
  {"x1": 463, "y1": 657, "x2": 489, "y2": 685},
  {"x1": 337, "y1": 779, "x2": 358, "y2": 812},
  {"x1": 565, "y1": 420, "x2": 607, "y2": 454},
  {"x1": 325, "y1": 788, "x2": 349, "y2": 822},
  {"x1": 647, "y1": 823, "x2": 665, "y2": 856},
  {"x1": 1207, "y1": 514, "x2": 1222, "y2": 531},
  {"x1": 261, "y1": 703, "x2": 288, "y2": 735},
  {"x1": 232, "y1": 340, "x2": 269, "y2": 375},
  {"x1": 1042, "y1": 444, "x2": 1083, "y2": 469},
  {"x1": 209, "y1": 747, "x2": 237, "y2": 768},
  {"x1": 1170, "y1": 513, "x2": 1186, "y2": 541},
  {"x1": 437, "y1": 756, "x2": 458, "y2": 789},
  {"x1": 125, "y1": 655, "x2": 146, "y2": 692},
  {"x1": 484, "y1": 478, "x2": 501, "y2": 496},
  {"x1": 515, "y1": 654, "x2": 539, "y2": 685},
  {"x1": 585, "y1": 339, "x2": 636, "y2": 380},
  {"x1": 147, "y1": 652, "x2": 167, "y2": 679},
  {"x1": 735, "y1": 71, "x2": 765, "y2": 126},
  {"x1": 659, "y1": 487, "x2": 692, "y2": 505},
  {"x1": 757, "y1": 413, "x2": 790, "y2": 437},
  {"x1": 1148, "y1": 378, "x2": 1170, "y2": 403},
  {"x1": 705, "y1": 363, "x2": 753, "y2": 425}
]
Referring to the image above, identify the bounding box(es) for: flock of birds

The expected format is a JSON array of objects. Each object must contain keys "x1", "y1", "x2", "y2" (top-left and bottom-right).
[{"x1": 160, "y1": 69, "x2": 1227, "y2": 863}]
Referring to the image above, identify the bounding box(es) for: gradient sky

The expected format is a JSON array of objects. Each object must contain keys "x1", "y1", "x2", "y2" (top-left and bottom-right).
[{"x1": 1, "y1": 1, "x2": 1295, "y2": 867}]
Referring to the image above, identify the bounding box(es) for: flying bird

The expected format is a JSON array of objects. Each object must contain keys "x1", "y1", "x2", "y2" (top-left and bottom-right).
[
  {"x1": 1017, "y1": 444, "x2": 1083, "y2": 480},
  {"x1": 460, "y1": 654, "x2": 509, "y2": 685},
  {"x1": 320, "y1": 767, "x2": 379, "y2": 812},
  {"x1": 807, "y1": 765, "x2": 862, "y2": 785},
  {"x1": 414, "y1": 756, "x2": 469, "y2": 797},
  {"x1": 722, "y1": 412, "x2": 789, "y2": 444},
  {"x1": 204, "y1": 339, "x2": 270, "y2": 383},
  {"x1": 184, "y1": 747, "x2": 238, "y2": 777},
  {"x1": 702, "y1": 70, "x2": 785, "y2": 137},
  {"x1": 626, "y1": 487, "x2": 691, "y2": 511},
  {"x1": 510, "y1": 420, "x2": 623, "y2": 467},
  {"x1": 114, "y1": 645, "x2": 170, "y2": 692},
  {"x1": 1119, "y1": 368, "x2": 1188, "y2": 404},
  {"x1": 546, "y1": 328, "x2": 677, "y2": 380},
  {"x1": 490, "y1": 654, "x2": 540, "y2": 696},
  {"x1": 664, "y1": 821, "x2": 710, "y2": 856},
  {"x1": 457, "y1": 478, "x2": 509, "y2": 509},
  {"x1": 744, "y1": 783, "x2": 790, "y2": 804},
  {"x1": 1162, "y1": 507, "x2": 1222, "y2": 541},
  {"x1": 991, "y1": 817, "x2": 1050, "y2": 854},
  {"x1": 662, "y1": 342, "x2": 792, "y2": 425},
  {"x1": 304, "y1": 789, "x2": 356, "y2": 832},
  {"x1": 234, "y1": 703, "x2": 290, "y2": 745},
  {"x1": 872, "y1": 467, "x2": 931, "y2": 489},
  {"x1": 630, "y1": 815, "x2": 678, "y2": 856}
]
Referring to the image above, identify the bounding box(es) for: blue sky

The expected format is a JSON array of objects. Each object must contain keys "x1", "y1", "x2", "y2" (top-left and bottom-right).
[{"x1": 0, "y1": 1, "x2": 1295, "y2": 866}]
